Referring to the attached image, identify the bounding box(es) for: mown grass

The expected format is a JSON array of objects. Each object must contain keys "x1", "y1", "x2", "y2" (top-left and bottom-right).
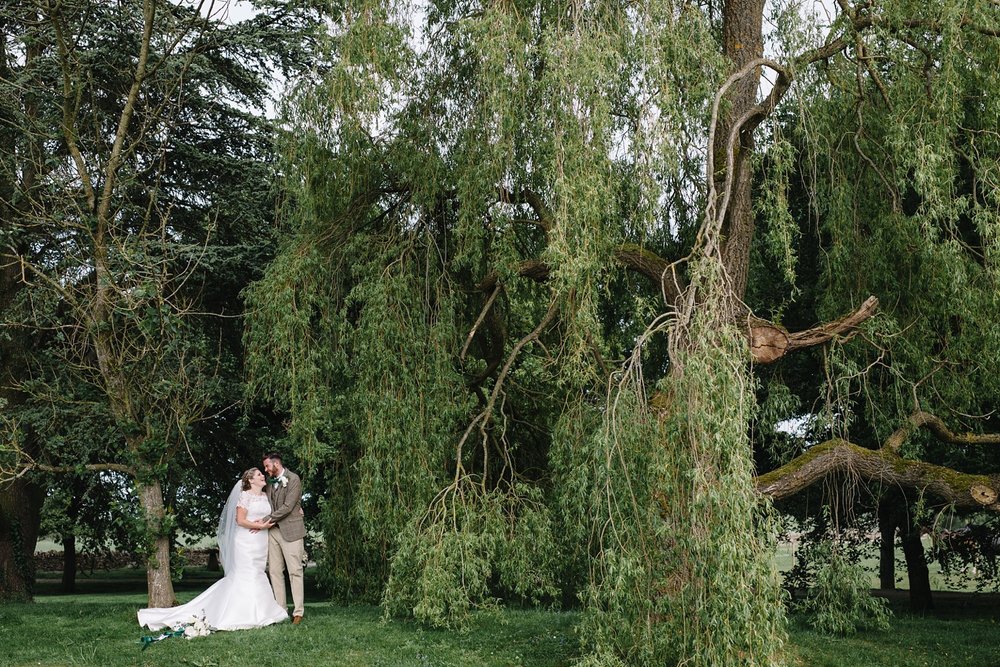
[
  {"x1": 790, "y1": 615, "x2": 1000, "y2": 667},
  {"x1": 2, "y1": 568, "x2": 998, "y2": 666}
]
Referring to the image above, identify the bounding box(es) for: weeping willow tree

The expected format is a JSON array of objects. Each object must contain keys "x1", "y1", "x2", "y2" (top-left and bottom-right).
[
  {"x1": 246, "y1": 0, "x2": 1000, "y2": 664},
  {"x1": 752, "y1": 0, "x2": 1000, "y2": 610}
]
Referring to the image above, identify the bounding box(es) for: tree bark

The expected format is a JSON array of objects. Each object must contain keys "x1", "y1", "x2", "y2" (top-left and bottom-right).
[
  {"x1": 756, "y1": 439, "x2": 1000, "y2": 512},
  {"x1": 748, "y1": 296, "x2": 880, "y2": 364},
  {"x1": 877, "y1": 499, "x2": 897, "y2": 590},
  {"x1": 0, "y1": 479, "x2": 44, "y2": 602},
  {"x1": 137, "y1": 480, "x2": 176, "y2": 608},
  {"x1": 900, "y1": 512, "x2": 934, "y2": 612},
  {"x1": 61, "y1": 532, "x2": 77, "y2": 594},
  {"x1": 717, "y1": 0, "x2": 766, "y2": 301}
]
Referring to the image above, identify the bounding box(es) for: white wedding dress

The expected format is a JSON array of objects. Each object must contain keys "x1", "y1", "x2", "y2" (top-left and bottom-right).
[{"x1": 137, "y1": 491, "x2": 288, "y2": 631}]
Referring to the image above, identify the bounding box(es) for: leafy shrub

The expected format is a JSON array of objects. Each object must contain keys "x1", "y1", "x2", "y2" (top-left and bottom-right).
[{"x1": 799, "y1": 542, "x2": 890, "y2": 635}]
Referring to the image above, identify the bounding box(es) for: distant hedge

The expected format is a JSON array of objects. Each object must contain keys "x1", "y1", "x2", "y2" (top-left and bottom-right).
[{"x1": 34, "y1": 549, "x2": 217, "y2": 572}]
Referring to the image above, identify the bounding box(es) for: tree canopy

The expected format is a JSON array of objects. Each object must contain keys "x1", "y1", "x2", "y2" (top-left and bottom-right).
[
  {"x1": 1, "y1": 0, "x2": 998, "y2": 664},
  {"x1": 0, "y1": 0, "x2": 325, "y2": 604},
  {"x1": 245, "y1": 0, "x2": 1000, "y2": 664}
]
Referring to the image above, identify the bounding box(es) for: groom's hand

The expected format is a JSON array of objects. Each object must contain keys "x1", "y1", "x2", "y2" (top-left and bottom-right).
[{"x1": 250, "y1": 520, "x2": 276, "y2": 534}]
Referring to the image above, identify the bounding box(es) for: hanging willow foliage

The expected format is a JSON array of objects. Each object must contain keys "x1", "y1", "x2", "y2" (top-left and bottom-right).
[
  {"x1": 782, "y1": 0, "x2": 1000, "y2": 463},
  {"x1": 244, "y1": 0, "x2": 796, "y2": 663}
]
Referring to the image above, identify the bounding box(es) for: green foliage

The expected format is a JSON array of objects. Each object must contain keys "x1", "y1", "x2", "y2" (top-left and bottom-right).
[
  {"x1": 553, "y1": 379, "x2": 674, "y2": 664},
  {"x1": 784, "y1": 0, "x2": 1000, "y2": 443},
  {"x1": 798, "y1": 542, "x2": 891, "y2": 636},
  {"x1": 755, "y1": 376, "x2": 804, "y2": 465},
  {"x1": 754, "y1": 133, "x2": 800, "y2": 290},
  {"x1": 655, "y1": 259, "x2": 788, "y2": 666},
  {"x1": 930, "y1": 516, "x2": 1000, "y2": 593},
  {"x1": 383, "y1": 481, "x2": 560, "y2": 628}
]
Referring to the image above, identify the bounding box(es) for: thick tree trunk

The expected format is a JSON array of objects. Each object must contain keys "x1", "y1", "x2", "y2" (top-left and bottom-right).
[
  {"x1": 901, "y1": 514, "x2": 933, "y2": 612},
  {"x1": 137, "y1": 480, "x2": 176, "y2": 608},
  {"x1": 717, "y1": 0, "x2": 766, "y2": 301},
  {"x1": 877, "y1": 500, "x2": 897, "y2": 590},
  {"x1": 0, "y1": 479, "x2": 45, "y2": 602}
]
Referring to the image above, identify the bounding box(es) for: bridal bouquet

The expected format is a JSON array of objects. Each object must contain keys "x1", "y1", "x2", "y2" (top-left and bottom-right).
[
  {"x1": 181, "y1": 614, "x2": 213, "y2": 639},
  {"x1": 140, "y1": 612, "x2": 212, "y2": 649}
]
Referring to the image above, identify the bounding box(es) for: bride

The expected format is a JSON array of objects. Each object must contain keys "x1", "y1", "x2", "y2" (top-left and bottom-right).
[{"x1": 137, "y1": 468, "x2": 289, "y2": 630}]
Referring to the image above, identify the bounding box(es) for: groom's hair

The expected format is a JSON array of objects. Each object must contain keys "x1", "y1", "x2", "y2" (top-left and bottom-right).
[{"x1": 263, "y1": 451, "x2": 282, "y2": 463}]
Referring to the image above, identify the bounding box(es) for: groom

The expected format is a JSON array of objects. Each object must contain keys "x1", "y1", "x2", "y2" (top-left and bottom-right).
[{"x1": 262, "y1": 451, "x2": 306, "y2": 625}]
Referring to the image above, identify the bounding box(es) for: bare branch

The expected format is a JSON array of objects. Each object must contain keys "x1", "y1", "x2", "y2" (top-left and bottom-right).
[
  {"x1": 461, "y1": 283, "x2": 501, "y2": 362},
  {"x1": 884, "y1": 411, "x2": 1000, "y2": 453},
  {"x1": 453, "y1": 298, "x2": 558, "y2": 484},
  {"x1": 756, "y1": 438, "x2": 1000, "y2": 510}
]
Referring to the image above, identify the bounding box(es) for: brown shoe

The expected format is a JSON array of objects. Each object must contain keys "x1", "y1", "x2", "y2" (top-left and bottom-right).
[{"x1": 292, "y1": 615, "x2": 303, "y2": 625}]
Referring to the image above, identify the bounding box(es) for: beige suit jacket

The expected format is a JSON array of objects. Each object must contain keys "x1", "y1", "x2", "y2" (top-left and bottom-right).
[{"x1": 264, "y1": 468, "x2": 306, "y2": 542}]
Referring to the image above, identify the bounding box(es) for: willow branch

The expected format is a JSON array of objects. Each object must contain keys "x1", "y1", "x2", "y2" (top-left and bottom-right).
[
  {"x1": 884, "y1": 411, "x2": 1000, "y2": 453},
  {"x1": 453, "y1": 298, "x2": 558, "y2": 484},
  {"x1": 749, "y1": 295, "x2": 879, "y2": 364},
  {"x1": 756, "y1": 439, "x2": 1000, "y2": 510},
  {"x1": 461, "y1": 283, "x2": 501, "y2": 362},
  {"x1": 498, "y1": 187, "x2": 554, "y2": 231},
  {"x1": 477, "y1": 246, "x2": 684, "y2": 305}
]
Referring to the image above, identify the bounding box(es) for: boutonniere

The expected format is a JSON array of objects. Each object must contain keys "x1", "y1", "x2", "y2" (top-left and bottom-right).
[{"x1": 269, "y1": 474, "x2": 288, "y2": 488}]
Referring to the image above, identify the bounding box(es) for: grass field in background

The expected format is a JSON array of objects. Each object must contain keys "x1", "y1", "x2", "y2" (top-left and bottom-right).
[{"x1": 1, "y1": 567, "x2": 997, "y2": 666}]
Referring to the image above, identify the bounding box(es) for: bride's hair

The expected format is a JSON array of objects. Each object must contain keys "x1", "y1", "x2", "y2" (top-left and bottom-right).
[{"x1": 240, "y1": 468, "x2": 259, "y2": 491}]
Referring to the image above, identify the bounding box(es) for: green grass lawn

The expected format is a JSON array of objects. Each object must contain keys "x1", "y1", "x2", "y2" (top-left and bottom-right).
[{"x1": 2, "y1": 568, "x2": 998, "y2": 666}]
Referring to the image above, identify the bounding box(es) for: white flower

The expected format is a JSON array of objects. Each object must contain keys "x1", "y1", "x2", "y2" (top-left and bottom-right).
[
  {"x1": 184, "y1": 626, "x2": 198, "y2": 639},
  {"x1": 279, "y1": 474, "x2": 288, "y2": 488}
]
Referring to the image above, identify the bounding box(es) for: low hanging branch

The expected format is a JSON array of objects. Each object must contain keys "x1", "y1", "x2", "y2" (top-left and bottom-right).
[
  {"x1": 0, "y1": 454, "x2": 136, "y2": 483},
  {"x1": 756, "y1": 411, "x2": 1000, "y2": 511}
]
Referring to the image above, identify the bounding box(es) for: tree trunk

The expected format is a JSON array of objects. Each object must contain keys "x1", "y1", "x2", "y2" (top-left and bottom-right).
[
  {"x1": 137, "y1": 480, "x2": 176, "y2": 608},
  {"x1": 60, "y1": 479, "x2": 84, "y2": 593},
  {"x1": 61, "y1": 533, "x2": 76, "y2": 594},
  {"x1": 901, "y1": 513, "x2": 933, "y2": 612},
  {"x1": 0, "y1": 479, "x2": 45, "y2": 602},
  {"x1": 877, "y1": 499, "x2": 897, "y2": 590},
  {"x1": 206, "y1": 548, "x2": 220, "y2": 572},
  {"x1": 718, "y1": 0, "x2": 766, "y2": 301}
]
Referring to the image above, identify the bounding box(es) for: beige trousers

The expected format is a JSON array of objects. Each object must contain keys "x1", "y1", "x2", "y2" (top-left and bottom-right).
[{"x1": 267, "y1": 529, "x2": 305, "y2": 617}]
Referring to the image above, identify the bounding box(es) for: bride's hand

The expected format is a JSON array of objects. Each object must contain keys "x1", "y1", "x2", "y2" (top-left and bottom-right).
[{"x1": 249, "y1": 520, "x2": 272, "y2": 533}]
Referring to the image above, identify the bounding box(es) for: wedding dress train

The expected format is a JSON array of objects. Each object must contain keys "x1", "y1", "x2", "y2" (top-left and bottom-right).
[{"x1": 137, "y1": 491, "x2": 288, "y2": 631}]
